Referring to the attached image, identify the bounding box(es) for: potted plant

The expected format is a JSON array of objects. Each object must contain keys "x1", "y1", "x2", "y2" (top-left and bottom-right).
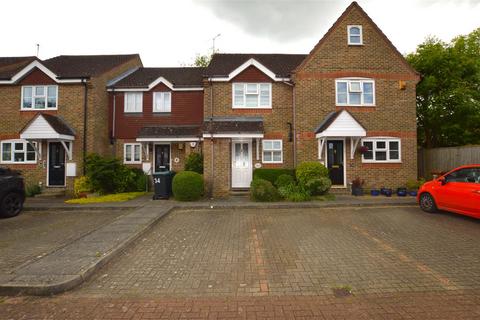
[
  {"x1": 406, "y1": 178, "x2": 426, "y2": 196},
  {"x1": 351, "y1": 177, "x2": 365, "y2": 196},
  {"x1": 370, "y1": 189, "x2": 380, "y2": 196},
  {"x1": 358, "y1": 145, "x2": 369, "y2": 155},
  {"x1": 396, "y1": 187, "x2": 407, "y2": 197},
  {"x1": 380, "y1": 187, "x2": 393, "y2": 197}
]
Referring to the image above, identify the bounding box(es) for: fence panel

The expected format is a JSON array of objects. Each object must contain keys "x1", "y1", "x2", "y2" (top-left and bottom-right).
[{"x1": 418, "y1": 145, "x2": 480, "y2": 179}]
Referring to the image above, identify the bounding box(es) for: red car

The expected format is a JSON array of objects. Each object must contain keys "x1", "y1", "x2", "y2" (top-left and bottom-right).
[{"x1": 418, "y1": 165, "x2": 480, "y2": 219}]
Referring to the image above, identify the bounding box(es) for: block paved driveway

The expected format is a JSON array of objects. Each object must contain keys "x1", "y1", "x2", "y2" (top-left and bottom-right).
[{"x1": 2, "y1": 206, "x2": 480, "y2": 319}]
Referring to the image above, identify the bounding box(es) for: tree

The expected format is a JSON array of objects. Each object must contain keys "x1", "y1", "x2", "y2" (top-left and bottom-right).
[
  {"x1": 192, "y1": 53, "x2": 212, "y2": 67},
  {"x1": 406, "y1": 28, "x2": 480, "y2": 148}
]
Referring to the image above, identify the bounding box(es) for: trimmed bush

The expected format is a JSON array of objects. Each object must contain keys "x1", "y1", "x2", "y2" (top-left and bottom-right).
[
  {"x1": 74, "y1": 176, "x2": 91, "y2": 198},
  {"x1": 278, "y1": 184, "x2": 311, "y2": 202},
  {"x1": 25, "y1": 184, "x2": 41, "y2": 197},
  {"x1": 305, "y1": 177, "x2": 332, "y2": 195},
  {"x1": 250, "y1": 178, "x2": 280, "y2": 202},
  {"x1": 296, "y1": 162, "x2": 328, "y2": 186},
  {"x1": 127, "y1": 168, "x2": 148, "y2": 192},
  {"x1": 185, "y1": 152, "x2": 203, "y2": 174},
  {"x1": 275, "y1": 174, "x2": 295, "y2": 188},
  {"x1": 253, "y1": 168, "x2": 295, "y2": 185},
  {"x1": 172, "y1": 171, "x2": 204, "y2": 201}
]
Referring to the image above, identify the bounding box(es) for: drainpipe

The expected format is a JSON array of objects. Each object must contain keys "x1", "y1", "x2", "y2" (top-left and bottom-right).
[
  {"x1": 209, "y1": 80, "x2": 214, "y2": 198},
  {"x1": 283, "y1": 81, "x2": 296, "y2": 167},
  {"x1": 112, "y1": 88, "x2": 116, "y2": 156},
  {"x1": 82, "y1": 78, "x2": 88, "y2": 175}
]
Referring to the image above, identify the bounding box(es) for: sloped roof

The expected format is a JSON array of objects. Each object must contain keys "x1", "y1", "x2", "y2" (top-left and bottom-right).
[
  {"x1": 203, "y1": 117, "x2": 264, "y2": 134},
  {"x1": 111, "y1": 67, "x2": 205, "y2": 88},
  {"x1": 314, "y1": 110, "x2": 366, "y2": 137},
  {"x1": 138, "y1": 125, "x2": 202, "y2": 138},
  {"x1": 43, "y1": 54, "x2": 141, "y2": 78},
  {"x1": 205, "y1": 54, "x2": 307, "y2": 78},
  {"x1": 0, "y1": 56, "x2": 38, "y2": 80},
  {"x1": 20, "y1": 113, "x2": 75, "y2": 140}
]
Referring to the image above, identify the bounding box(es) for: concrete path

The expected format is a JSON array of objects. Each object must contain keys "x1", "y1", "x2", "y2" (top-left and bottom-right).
[{"x1": 0, "y1": 204, "x2": 174, "y2": 295}]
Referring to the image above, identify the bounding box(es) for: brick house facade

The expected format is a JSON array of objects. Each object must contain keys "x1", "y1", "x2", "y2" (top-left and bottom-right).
[
  {"x1": 203, "y1": 1, "x2": 419, "y2": 197},
  {"x1": 107, "y1": 67, "x2": 204, "y2": 175},
  {"x1": 0, "y1": 55, "x2": 142, "y2": 193}
]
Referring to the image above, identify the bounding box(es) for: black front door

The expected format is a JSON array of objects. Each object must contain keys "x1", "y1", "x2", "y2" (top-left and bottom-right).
[
  {"x1": 327, "y1": 140, "x2": 344, "y2": 185},
  {"x1": 155, "y1": 145, "x2": 170, "y2": 172},
  {"x1": 48, "y1": 142, "x2": 65, "y2": 186}
]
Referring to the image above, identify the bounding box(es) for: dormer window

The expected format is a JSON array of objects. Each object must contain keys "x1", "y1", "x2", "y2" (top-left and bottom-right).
[
  {"x1": 21, "y1": 85, "x2": 58, "y2": 110},
  {"x1": 348, "y1": 25, "x2": 363, "y2": 45}
]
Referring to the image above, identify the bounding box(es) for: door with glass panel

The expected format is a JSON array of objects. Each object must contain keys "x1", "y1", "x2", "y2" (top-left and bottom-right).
[{"x1": 231, "y1": 140, "x2": 252, "y2": 188}]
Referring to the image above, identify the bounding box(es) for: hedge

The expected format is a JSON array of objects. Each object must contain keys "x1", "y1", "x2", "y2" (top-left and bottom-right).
[{"x1": 253, "y1": 168, "x2": 295, "y2": 185}]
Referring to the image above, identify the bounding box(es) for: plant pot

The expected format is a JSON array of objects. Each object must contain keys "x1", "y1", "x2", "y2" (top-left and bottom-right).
[
  {"x1": 408, "y1": 190, "x2": 418, "y2": 196},
  {"x1": 383, "y1": 188, "x2": 393, "y2": 197},
  {"x1": 397, "y1": 188, "x2": 407, "y2": 197},
  {"x1": 352, "y1": 187, "x2": 364, "y2": 196},
  {"x1": 370, "y1": 189, "x2": 380, "y2": 196}
]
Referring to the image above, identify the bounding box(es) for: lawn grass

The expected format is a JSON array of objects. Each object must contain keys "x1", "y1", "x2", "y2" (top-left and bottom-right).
[{"x1": 65, "y1": 192, "x2": 147, "y2": 204}]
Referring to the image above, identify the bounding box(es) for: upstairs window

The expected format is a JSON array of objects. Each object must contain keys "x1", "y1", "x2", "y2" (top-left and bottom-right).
[
  {"x1": 361, "y1": 138, "x2": 401, "y2": 163},
  {"x1": 233, "y1": 83, "x2": 271, "y2": 108},
  {"x1": 1, "y1": 140, "x2": 37, "y2": 163},
  {"x1": 22, "y1": 85, "x2": 58, "y2": 110},
  {"x1": 124, "y1": 92, "x2": 143, "y2": 113},
  {"x1": 336, "y1": 79, "x2": 375, "y2": 106},
  {"x1": 153, "y1": 92, "x2": 171, "y2": 113},
  {"x1": 262, "y1": 139, "x2": 283, "y2": 163},
  {"x1": 348, "y1": 25, "x2": 363, "y2": 45},
  {"x1": 124, "y1": 143, "x2": 141, "y2": 164}
]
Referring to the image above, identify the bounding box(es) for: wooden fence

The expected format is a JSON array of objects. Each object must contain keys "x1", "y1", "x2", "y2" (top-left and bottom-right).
[{"x1": 418, "y1": 145, "x2": 480, "y2": 179}]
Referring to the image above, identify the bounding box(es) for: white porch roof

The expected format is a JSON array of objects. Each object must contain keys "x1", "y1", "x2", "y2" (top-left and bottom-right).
[
  {"x1": 315, "y1": 110, "x2": 366, "y2": 138},
  {"x1": 20, "y1": 114, "x2": 75, "y2": 141}
]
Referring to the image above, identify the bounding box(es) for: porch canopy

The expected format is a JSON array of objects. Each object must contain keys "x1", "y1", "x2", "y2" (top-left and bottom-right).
[
  {"x1": 20, "y1": 113, "x2": 75, "y2": 160},
  {"x1": 314, "y1": 110, "x2": 366, "y2": 160},
  {"x1": 136, "y1": 125, "x2": 203, "y2": 142},
  {"x1": 202, "y1": 116, "x2": 264, "y2": 138}
]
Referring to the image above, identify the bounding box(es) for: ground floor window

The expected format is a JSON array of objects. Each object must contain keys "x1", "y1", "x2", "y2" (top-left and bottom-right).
[
  {"x1": 1, "y1": 140, "x2": 37, "y2": 163},
  {"x1": 124, "y1": 143, "x2": 142, "y2": 164},
  {"x1": 361, "y1": 138, "x2": 401, "y2": 163},
  {"x1": 262, "y1": 139, "x2": 282, "y2": 163}
]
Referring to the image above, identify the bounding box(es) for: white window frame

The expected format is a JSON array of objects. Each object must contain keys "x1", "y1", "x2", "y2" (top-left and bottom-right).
[
  {"x1": 262, "y1": 139, "x2": 283, "y2": 164},
  {"x1": 152, "y1": 92, "x2": 172, "y2": 113},
  {"x1": 361, "y1": 137, "x2": 401, "y2": 163},
  {"x1": 124, "y1": 92, "x2": 143, "y2": 113},
  {"x1": 335, "y1": 78, "x2": 375, "y2": 106},
  {"x1": 232, "y1": 83, "x2": 272, "y2": 109},
  {"x1": 21, "y1": 85, "x2": 58, "y2": 110},
  {"x1": 1, "y1": 140, "x2": 38, "y2": 164},
  {"x1": 348, "y1": 25, "x2": 363, "y2": 45},
  {"x1": 124, "y1": 143, "x2": 142, "y2": 164}
]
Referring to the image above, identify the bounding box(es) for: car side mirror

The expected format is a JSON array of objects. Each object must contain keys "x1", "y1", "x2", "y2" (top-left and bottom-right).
[{"x1": 438, "y1": 177, "x2": 447, "y2": 186}]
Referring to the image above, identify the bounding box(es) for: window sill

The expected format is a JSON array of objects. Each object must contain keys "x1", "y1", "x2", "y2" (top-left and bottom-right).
[
  {"x1": 0, "y1": 162, "x2": 37, "y2": 165},
  {"x1": 124, "y1": 112, "x2": 143, "y2": 115},
  {"x1": 362, "y1": 161, "x2": 402, "y2": 164},
  {"x1": 336, "y1": 104, "x2": 375, "y2": 108},
  {"x1": 153, "y1": 112, "x2": 172, "y2": 115},
  {"x1": 262, "y1": 161, "x2": 283, "y2": 164},
  {"x1": 348, "y1": 43, "x2": 364, "y2": 46},
  {"x1": 20, "y1": 108, "x2": 58, "y2": 111},
  {"x1": 232, "y1": 106, "x2": 272, "y2": 109},
  {"x1": 124, "y1": 162, "x2": 142, "y2": 165}
]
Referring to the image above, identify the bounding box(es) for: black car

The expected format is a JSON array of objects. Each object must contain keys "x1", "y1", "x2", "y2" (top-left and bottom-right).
[{"x1": 0, "y1": 168, "x2": 25, "y2": 218}]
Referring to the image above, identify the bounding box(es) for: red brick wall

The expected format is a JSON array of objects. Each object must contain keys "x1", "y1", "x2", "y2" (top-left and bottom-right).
[
  {"x1": 18, "y1": 68, "x2": 56, "y2": 85},
  {"x1": 231, "y1": 66, "x2": 272, "y2": 82},
  {"x1": 110, "y1": 83, "x2": 204, "y2": 139}
]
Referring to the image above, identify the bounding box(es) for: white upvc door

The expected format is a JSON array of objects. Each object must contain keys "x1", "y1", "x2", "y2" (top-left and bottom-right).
[{"x1": 231, "y1": 139, "x2": 252, "y2": 188}]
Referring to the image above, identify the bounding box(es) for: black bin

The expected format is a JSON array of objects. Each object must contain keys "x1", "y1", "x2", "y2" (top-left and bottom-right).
[{"x1": 152, "y1": 171, "x2": 175, "y2": 200}]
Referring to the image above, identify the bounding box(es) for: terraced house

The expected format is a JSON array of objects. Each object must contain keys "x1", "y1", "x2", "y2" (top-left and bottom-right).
[
  {"x1": 0, "y1": 55, "x2": 142, "y2": 193},
  {"x1": 1, "y1": 2, "x2": 419, "y2": 198},
  {"x1": 202, "y1": 1, "x2": 419, "y2": 197}
]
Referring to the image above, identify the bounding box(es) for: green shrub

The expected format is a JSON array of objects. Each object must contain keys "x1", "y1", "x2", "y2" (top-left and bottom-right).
[
  {"x1": 172, "y1": 171, "x2": 204, "y2": 201},
  {"x1": 85, "y1": 153, "x2": 142, "y2": 194},
  {"x1": 253, "y1": 169, "x2": 295, "y2": 185},
  {"x1": 275, "y1": 174, "x2": 295, "y2": 188},
  {"x1": 296, "y1": 162, "x2": 328, "y2": 186},
  {"x1": 25, "y1": 184, "x2": 41, "y2": 197},
  {"x1": 74, "y1": 176, "x2": 91, "y2": 198},
  {"x1": 127, "y1": 168, "x2": 148, "y2": 192},
  {"x1": 185, "y1": 152, "x2": 203, "y2": 174},
  {"x1": 304, "y1": 177, "x2": 332, "y2": 195},
  {"x1": 406, "y1": 178, "x2": 426, "y2": 190},
  {"x1": 250, "y1": 178, "x2": 281, "y2": 202},
  {"x1": 278, "y1": 184, "x2": 311, "y2": 202}
]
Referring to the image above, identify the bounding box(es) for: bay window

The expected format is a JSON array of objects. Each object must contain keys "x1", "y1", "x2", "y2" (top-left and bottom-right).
[
  {"x1": 361, "y1": 138, "x2": 401, "y2": 163},
  {"x1": 233, "y1": 83, "x2": 271, "y2": 108}
]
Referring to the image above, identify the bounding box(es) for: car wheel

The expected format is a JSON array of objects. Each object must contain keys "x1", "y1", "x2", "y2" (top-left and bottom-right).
[
  {"x1": 0, "y1": 192, "x2": 24, "y2": 218},
  {"x1": 419, "y1": 193, "x2": 437, "y2": 213}
]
